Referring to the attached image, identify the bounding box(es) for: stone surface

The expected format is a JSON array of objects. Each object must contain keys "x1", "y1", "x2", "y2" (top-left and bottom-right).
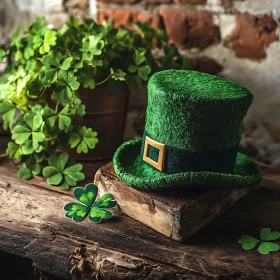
[
  {"x1": 228, "y1": 12, "x2": 278, "y2": 59},
  {"x1": 220, "y1": 0, "x2": 244, "y2": 8},
  {"x1": 160, "y1": 9, "x2": 220, "y2": 50},
  {"x1": 63, "y1": 0, "x2": 90, "y2": 18}
]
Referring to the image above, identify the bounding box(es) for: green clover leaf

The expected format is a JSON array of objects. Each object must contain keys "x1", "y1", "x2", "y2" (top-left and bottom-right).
[
  {"x1": 78, "y1": 67, "x2": 96, "y2": 89},
  {"x1": 238, "y1": 235, "x2": 260, "y2": 250},
  {"x1": 64, "y1": 183, "x2": 117, "y2": 223},
  {"x1": 69, "y1": 126, "x2": 98, "y2": 154},
  {"x1": 17, "y1": 158, "x2": 41, "y2": 179},
  {"x1": 0, "y1": 102, "x2": 16, "y2": 123},
  {"x1": 53, "y1": 69, "x2": 80, "y2": 105},
  {"x1": 58, "y1": 106, "x2": 72, "y2": 130},
  {"x1": 81, "y1": 35, "x2": 105, "y2": 56},
  {"x1": 42, "y1": 51, "x2": 73, "y2": 82},
  {"x1": 258, "y1": 242, "x2": 280, "y2": 255},
  {"x1": 6, "y1": 142, "x2": 22, "y2": 160},
  {"x1": 238, "y1": 228, "x2": 280, "y2": 254},
  {"x1": 0, "y1": 48, "x2": 7, "y2": 62},
  {"x1": 12, "y1": 108, "x2": 45, "y2": 154},
  {"x1": 128, "y1": 53, "x2": 151, "y2": 81},
  {"x1": 33, "y1": 29, "x2": 57, "y2": 54},
  {"x1": 260, "y1": 228, "x2": 280, "y2": 241},
  {"x1": 42, "y1": 153, "x2": 85, "y2": 189}
]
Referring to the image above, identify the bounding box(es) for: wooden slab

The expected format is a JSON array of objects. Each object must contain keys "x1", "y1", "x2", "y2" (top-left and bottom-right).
[
  {"x1": 0, "y1": 159, "x2": 280, "y2": 279},
  {"x1": 95, "y1": 162, "x2": 260, "y2": 241}
]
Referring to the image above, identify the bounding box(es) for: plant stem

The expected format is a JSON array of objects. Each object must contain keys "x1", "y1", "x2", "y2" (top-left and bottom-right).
[
  {"x1": 0, "y1": 153, "x2": 8, "y2": 158},
  {"x1": 96, "y1": 74, "x2": 111, "y2": 86},
  {"x1": 55, "y1": 102, "x2": 59, "y2": 113}
]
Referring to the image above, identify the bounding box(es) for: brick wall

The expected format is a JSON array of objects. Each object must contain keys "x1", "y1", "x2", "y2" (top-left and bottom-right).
[{"x1": 1, "y1": 0, "x2": 280, "y2": 166}]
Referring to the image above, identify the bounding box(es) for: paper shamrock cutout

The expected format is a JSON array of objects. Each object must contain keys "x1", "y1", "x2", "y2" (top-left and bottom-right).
[
  {"x1": 238, "y1": 228, "x2": 280, "y2": 254},
  {"x1": 64, "y1": 183, "x2": 117, "y2": 223}
]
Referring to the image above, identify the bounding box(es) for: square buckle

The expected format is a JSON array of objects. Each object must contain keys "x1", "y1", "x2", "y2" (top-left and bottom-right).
[{"x1": 143, "y1": 136, "x2": 166, "y2": 172}]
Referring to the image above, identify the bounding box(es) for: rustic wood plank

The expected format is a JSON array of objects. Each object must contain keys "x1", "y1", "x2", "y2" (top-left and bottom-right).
[
  {"x1": 95, "y1": 163, "x2": 259, "y2": 241},
  {"x1": 0, "y1": 159, "x2": 280, "y2": 279}
]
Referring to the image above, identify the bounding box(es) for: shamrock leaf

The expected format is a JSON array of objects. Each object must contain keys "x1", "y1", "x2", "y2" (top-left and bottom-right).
[
  {"x1": 78, "y1": 67, "x2": 96, "y2": 89},
  {"x1": 81, "y1": 35, "x2": 105, "y2": 56},
  {"x1": 6, "y1": 142, "x2": 21, "y2": 160},
  {"x1": 238, "y1": 228, "x2": 280, "y2": 254},
  {"x1": 42, "y1": 107, "x2": 57, "y2": 128},
  {"x1": 58, "y1": 106, "x2": 72, "y2": 130},
  {"x1": 0, "y1": 48, "x2": 7, "y2": 61},
  {"x1": 128, "y1": 53, "x2": 151, "y2": 81},
  {"x1": 53, "y1": 69, "x2": 80, "y2": 105},
  {"x1": 17, "y1": 163, "x2": 32, "y2": 179},
  {"x1": 64, "y1": 183, "x2": 117, "y2": 223},
  {"x1": 74, "y1": 183, "x2": 98, "y2": 207},
  {"x1": 33, "y1": 29, "x2": 57, "y2": 54},
  {"x1": 260, "y1": 228, "x2": 280, "y2": 241},
  {"x1": 238, "y1": 235, "x2": 260, "y2": 250},
  {"x1": 258, "y1": 242, "x2": 280, "y2": 255},
  {"x1": 42, "y1": 153, "x2": 85, "y2": 189},
  {"x1": 17, "y1": 158, "x2": 41, "y2": 179},
  {"x1": 69, "y1": 126, "x2": 98, "y2": 154},
  {"x1": 0, "y1": 102, "x2": 16, "y2": 123},
  {"x1": 12, "y1": 111, "x2": 45, "y2": 154},
  {"x1": 64, "y1": 203, "x2": 89, "y2": 222},
  {"x1": 42, "y1": 51, "x2": 73, "y2": 82}
]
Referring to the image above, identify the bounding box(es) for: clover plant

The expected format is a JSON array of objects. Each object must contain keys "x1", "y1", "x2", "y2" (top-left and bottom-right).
[{"x1": 0, "y1": 16, "x2": 191, "y2": 188}]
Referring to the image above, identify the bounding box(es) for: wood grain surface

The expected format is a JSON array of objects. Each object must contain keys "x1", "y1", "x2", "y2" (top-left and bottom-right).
[{"x1": 0, "y1": 156, "x2": 279, "y2": 279}]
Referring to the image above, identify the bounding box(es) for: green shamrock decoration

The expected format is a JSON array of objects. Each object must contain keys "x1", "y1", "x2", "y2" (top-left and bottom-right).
[
  {"x1": 64, "y1": 183, "x2": 117, "y2": 223},
  {"x1": 42, "y1": 153, "x2": 85, "y2": 189},
  {"x1": 238, "y1": 228, "x2": 280, "y2": 254}
]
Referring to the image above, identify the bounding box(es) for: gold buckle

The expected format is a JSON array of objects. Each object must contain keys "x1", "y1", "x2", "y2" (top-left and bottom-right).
[{"x1": 143, "y1": 136, "x2": 166, "y2": 172}]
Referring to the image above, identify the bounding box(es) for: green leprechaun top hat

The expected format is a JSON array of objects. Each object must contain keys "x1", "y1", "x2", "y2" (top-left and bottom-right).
[{"x1": 113, "y1": 70, "x2": 262, "y2": 190}]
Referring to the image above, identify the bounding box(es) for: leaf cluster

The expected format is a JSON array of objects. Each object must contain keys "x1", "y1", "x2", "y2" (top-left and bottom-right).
[
  {"x1": 238, "y1": 228, "x2": 280, "y2": 254},
  {"x1": 0, "y1": 16, "x2": 191, "y2": 188}
]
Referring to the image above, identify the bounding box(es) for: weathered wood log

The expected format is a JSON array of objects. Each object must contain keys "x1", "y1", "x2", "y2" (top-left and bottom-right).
[
  {"x1": 0, "y1": 159, "x2": 280, "y2": 279},
  {"x1": 95, "y1": 163, "x2": 260, "y2": 241}
]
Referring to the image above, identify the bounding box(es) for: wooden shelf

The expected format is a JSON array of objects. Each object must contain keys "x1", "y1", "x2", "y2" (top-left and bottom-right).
[{"x1": 0, "y1": 158, "x2": 280, "y2": 279}]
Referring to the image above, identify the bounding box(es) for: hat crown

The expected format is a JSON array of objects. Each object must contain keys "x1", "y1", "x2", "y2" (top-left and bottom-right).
[{"x1": 144, "y1": 70, "x2": 252, "y2": 152}]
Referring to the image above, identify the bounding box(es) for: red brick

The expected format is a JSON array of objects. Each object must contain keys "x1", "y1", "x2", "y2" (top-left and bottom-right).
[
  {"x1": 98, "y1": 9, "x2": 161, "y2": 29},
  {"x1": 136, "y1": 13, "x2": 162, "y2": 29},
  {"x1": 191, "y1": 56, "x2": 223, "y2": 75},
  {"x1": 174, "y1": 0, "x2": 206, "y2": 4},
  {"x1": 228, "y1": 12, "x2": 278, "y2": 59},
  {"x1": 98, "y1": 9, "x2": 137, "y2": 27},
  {"x1": 160, "y1": 9, "x2": 220, "y2": 50}
]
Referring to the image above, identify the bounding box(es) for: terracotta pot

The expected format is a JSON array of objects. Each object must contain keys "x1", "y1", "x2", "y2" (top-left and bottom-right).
[{"x1": 72, "y1": 84, "x2": 129, "y2": 161}]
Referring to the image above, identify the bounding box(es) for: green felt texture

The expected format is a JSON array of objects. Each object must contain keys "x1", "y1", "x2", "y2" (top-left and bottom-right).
[
  {"x1": 146, "y1": 70, "x2": 252, "y2": 151},
  {"x1": 113, "y1": 139, "x2": 262, "y2": 190},
  {"x1": 113, "y1": 70, "x2": 262, "y2": 189}
]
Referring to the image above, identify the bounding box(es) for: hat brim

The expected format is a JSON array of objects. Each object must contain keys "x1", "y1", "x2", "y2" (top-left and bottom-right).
[{"x1": 113, "y1": 139, "x2": 262, "y2": 190}]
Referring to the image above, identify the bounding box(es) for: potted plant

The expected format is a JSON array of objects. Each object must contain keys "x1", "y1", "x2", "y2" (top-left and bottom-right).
[{"x1": 0, "y1": 16, "x2": 191, "y2": 189}]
